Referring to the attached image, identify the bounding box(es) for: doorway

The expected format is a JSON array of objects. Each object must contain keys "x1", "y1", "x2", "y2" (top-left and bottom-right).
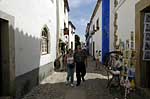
[
  {"x1": 71, "y1": 42, "x2": 73, "y2": 50},
  {"x1": 93, "y1": 42, "x2": 95, "y2": 57},
  {"x1": 0, "y1": 18, "x2": 10, "y2": 96},
  {"x1": 142, "y1": 7, "x2": 150, "y2": 88},
  {"x1": 135, "y1": 1, "x2": 150, "y2": 88}
]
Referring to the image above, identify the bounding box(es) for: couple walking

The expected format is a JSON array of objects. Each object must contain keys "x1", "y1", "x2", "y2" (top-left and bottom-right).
[{"x1": 65, "y1": 45, "x2": 87, "y2": 87}]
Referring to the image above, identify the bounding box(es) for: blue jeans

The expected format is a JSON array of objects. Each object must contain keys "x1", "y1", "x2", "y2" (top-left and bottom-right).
[{"x1": 66, "y1": 64, "x2": 74, "y2": 83}]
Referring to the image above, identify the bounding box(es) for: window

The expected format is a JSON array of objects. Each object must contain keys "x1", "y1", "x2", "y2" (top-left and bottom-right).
[
  {"x1": 131, "y1": 41, "x2": 134, "y2": 49},
  {"x1": 71, "y1": 28, "x2": 73, "y2": 34},
  {"x1": 96, "y1": 18, "x2": 99, "y2": 30},
  {"x1": 93, "y1": 24, "x2": 95, "y2": 31},
  {"x1": 131, "y1": 31, "x2": 134, "y2": 41},
  {"x1": 41, "y1": 26, "x2": 49, "y2": 55},
  {"x1": 71, "y1": 42, "x2": 73, "y2": 50},
  {"x1": 64, "y1": 22, "x2": 66, "y2": 28}
]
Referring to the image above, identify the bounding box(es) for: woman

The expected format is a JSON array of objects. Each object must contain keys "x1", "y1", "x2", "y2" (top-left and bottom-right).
[{"x1": 65, "y1": 49, "x2": 75, "y2": 87}]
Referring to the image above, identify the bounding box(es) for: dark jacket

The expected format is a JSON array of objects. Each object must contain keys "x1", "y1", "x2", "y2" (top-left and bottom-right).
[{"x1": 74, "y1": 50, "x2": 87, "y2": 63}]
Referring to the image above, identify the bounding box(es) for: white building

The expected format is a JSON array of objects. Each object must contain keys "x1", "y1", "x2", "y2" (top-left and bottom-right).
[
  {"x1": 0, "y1": 0, "x2": 57, "y2": 98},
  {"x1": 109, "y1": 0, "x2": 115, "y2": 52},
  {"x1": 113, "y1": 0, "x2": 140, "y2": 50},
  {"x1": 87, "y1": 0, "x2": 102, "y2": 61},
  {"x1": 112, "y1": 0, "x2": 140, "y2": 66},
  {"x1": 90, "y1": 0, "x2": 102, "y2": 60},
  {"x1": 86, "y1": 0, "x2": 140, "y2": 63},
  {"x1": 56, "y1": 0, "x2": 70, "y2": 55},
  {"x1": 68, "y1": 21, "x2": 76, "y2": 50},
  {"x1": 86, "y1": 0, "x2": 116, "y2": 63},
  {"x1": 109, "y1": 0, "x2": 140, "y2": 52}
]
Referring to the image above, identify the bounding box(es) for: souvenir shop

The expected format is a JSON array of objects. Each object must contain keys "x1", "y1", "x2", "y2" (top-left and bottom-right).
[{"x1": 135, "y1": 0, "x2": 150, "y2": 89}]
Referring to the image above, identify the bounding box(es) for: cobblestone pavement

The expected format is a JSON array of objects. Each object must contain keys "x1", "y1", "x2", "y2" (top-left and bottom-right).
[{"x1": 22, "y1": 56, "x2": 143, "y2": 99}]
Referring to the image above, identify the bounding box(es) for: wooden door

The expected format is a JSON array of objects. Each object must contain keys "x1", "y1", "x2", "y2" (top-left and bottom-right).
[
  {"x1": 0, "y1": 18, "x2": 10, "y2": 96},
  {"x1": 0, "y1": 18, "x2": 2, "y2": 96}
]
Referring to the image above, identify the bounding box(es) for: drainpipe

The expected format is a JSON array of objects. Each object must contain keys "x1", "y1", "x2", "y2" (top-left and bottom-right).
[{"x1": 56, "y1": 0, "x2": 60, "y2": 58}]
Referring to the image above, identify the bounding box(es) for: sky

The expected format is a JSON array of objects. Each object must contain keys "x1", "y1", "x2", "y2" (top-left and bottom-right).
[{"x1": 68, "y1": 0, "x2": 97, "y2": 42}]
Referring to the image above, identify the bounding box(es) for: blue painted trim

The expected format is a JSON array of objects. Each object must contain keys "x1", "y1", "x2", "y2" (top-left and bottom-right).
[{"x1": 102, "y1": 0, "x2": 110, "y2": 64}]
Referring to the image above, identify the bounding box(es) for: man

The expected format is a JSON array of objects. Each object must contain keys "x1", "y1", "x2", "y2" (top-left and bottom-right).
[{"x1": 74, "y1": 45, "x2": 87, "y2": 86}]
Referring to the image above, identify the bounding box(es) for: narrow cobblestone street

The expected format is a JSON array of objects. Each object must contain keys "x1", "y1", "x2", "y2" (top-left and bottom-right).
[
  {"x1": 1, "y1": 0, "x2": 150, "y2": 99},
  {"x1": 22, "y1": 57, "x2": 142, "y2": 99}
]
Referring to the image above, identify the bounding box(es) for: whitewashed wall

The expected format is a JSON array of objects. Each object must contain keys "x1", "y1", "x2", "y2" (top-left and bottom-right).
[
  {"x1": 89, "y1": 26, "x2": 93, "y2": 56},
  {"x1": 89, "y1": 2, "x2": 102, "y2": 61},
  {"x1": 68, "y1": 24, "x2": 75, "y2": 50},
  {"x1": 109, "y1": 0, "x2": 115, "y2": 51},
  {"x1": 63, "y1": 9, "x2": 69, "y2": 41},
  {"x1": 116, "y1": 0, "x2": 140, "y2": 48},
  {"x1": 89, "y1": 26, "x2": 94, "y2": 56},
  {"x1": 64, "y1": 9, "x2": 69, "y2": 28},
  {"x1": 89, "y1": 37, "x2": 93, "y2": 56},
  {"x1": 58, "y1": 0, "x2": 69, "y2": 41},
  {"x1": 0, "y1": 0, "x2": 57, "y2": 76},
  {"x1": 58, "y1": 0, "x2": 65, "y2": 40}
]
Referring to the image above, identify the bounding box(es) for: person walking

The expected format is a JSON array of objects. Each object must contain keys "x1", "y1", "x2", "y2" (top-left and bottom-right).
[
  {"x1": 74, "y1": 45, "x2": 87, "y2": 86},
  {"x1": 65, "y1": 49, "x2": 75, "y2": 87}
]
